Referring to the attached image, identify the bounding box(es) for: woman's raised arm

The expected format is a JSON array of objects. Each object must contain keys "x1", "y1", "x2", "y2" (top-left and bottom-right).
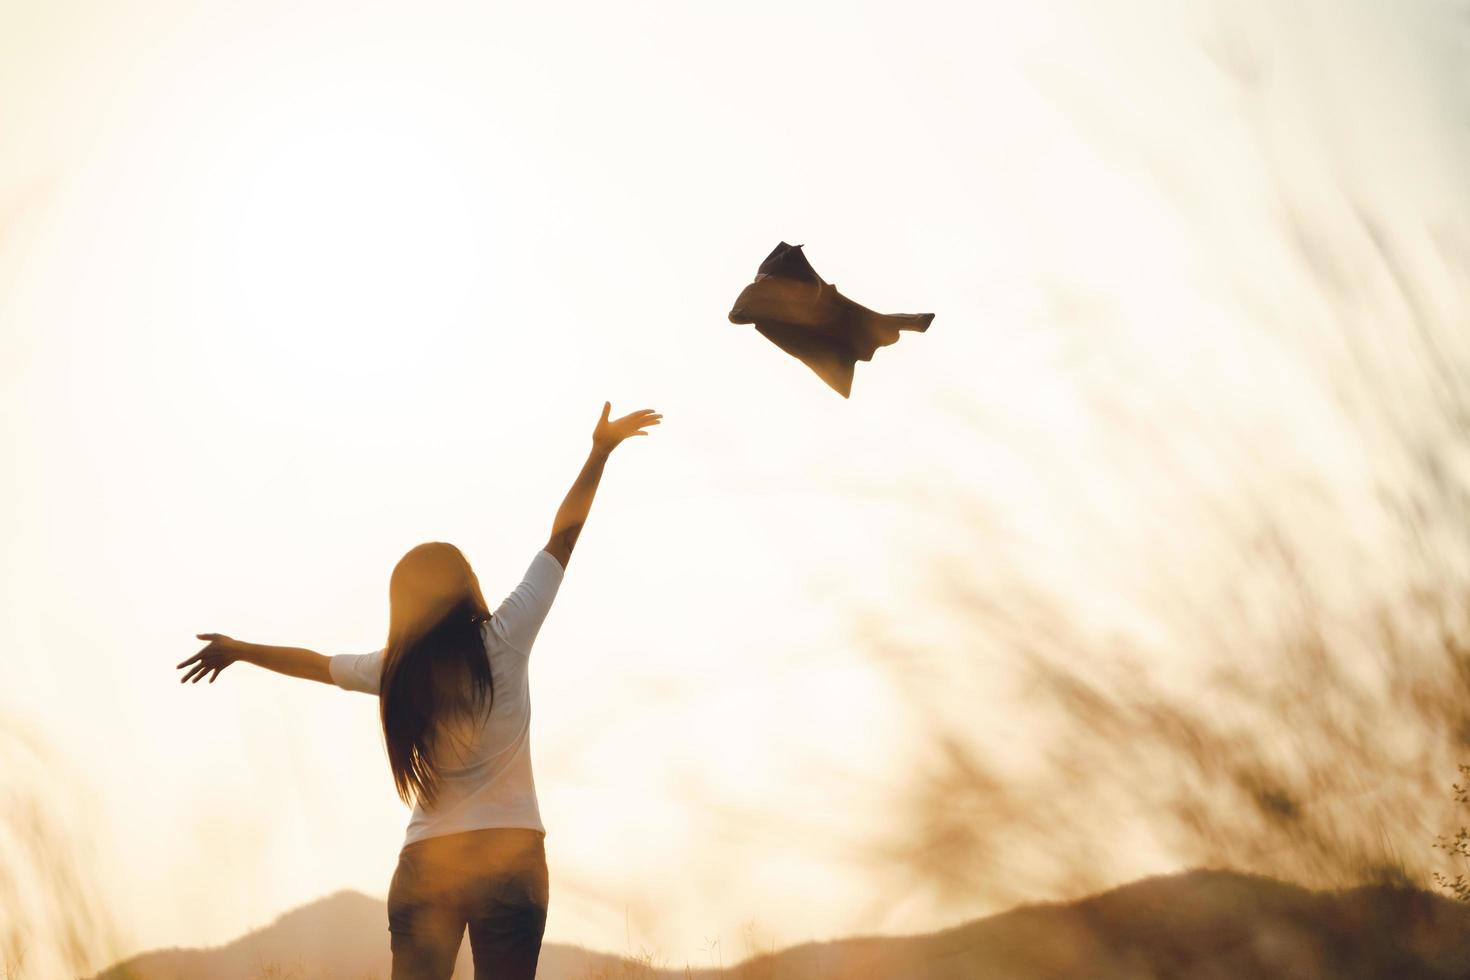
[
  {"x1": 177, "y1": 633, "x2": 333, "y2": 685},
  {"x1": 544, "y1": 401, "x2": 661, "y2": 569}
]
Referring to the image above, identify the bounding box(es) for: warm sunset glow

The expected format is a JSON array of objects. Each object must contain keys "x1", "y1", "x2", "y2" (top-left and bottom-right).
[{"x1": 4, "y1": 1, "x2": 1470, "y2": 977}]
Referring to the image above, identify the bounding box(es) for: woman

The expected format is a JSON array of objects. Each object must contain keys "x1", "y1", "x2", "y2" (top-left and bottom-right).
[{"x1": 177, "y1": 401, "x2": 661, "y2": 980}]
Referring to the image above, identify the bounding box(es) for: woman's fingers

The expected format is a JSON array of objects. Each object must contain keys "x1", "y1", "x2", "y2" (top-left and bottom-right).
[
  {"x1": 179, "y1": 655, "x2": 225, "y2": 683},
  {"x1": 597, "y1": 406, "x2": 661, "y2": 448},
  {"x1": 180, "y1": 634, "x2": 234, "y2": 685}
]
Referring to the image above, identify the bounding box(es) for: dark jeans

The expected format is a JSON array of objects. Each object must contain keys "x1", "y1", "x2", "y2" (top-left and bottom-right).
[{"x1": 387, "y1": 827, "x2": 549, "y2": 980}]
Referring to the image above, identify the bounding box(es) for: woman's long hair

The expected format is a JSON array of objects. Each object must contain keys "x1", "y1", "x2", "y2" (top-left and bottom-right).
[{"x1": 380, "y1": 542, "x2": 494, "y2": 807}]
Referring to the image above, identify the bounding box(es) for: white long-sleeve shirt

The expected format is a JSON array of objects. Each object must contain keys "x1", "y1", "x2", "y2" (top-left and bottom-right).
[{"x1": 329, "y1": 548, "x2": 564, "y2": 846}]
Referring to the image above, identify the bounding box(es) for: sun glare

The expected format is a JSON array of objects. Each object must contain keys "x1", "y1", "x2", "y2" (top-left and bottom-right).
[{"x1": 168, "y1": 76, "x2": 499, "y2": 383}]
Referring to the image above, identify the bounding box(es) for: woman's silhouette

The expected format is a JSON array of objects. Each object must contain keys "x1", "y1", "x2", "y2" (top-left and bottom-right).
[{"x1": 177, "y1": 401, "x2": 661, "y2": 980}]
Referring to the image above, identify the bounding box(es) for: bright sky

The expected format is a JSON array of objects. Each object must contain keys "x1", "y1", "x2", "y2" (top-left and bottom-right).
[{"x1": 4, "y1": 1, "x2": 1469, "y2": 975}]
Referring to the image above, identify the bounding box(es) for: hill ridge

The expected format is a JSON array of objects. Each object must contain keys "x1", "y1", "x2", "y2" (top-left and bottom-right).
[{"x1": 94, "y1": 869, "x2": 1470, "y2": 980}]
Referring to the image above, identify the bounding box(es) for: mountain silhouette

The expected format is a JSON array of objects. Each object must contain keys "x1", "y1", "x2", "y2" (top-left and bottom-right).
[
  {"x1": 93, "y1": 869, "x2": 1470, "y2": 979},
  {"x1": 89, "y1": 890, "x2": 627, "y2": 980}
]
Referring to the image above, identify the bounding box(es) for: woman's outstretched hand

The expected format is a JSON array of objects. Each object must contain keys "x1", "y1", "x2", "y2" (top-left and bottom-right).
[
  {"x1": 545, "y1": 401, "x2": 661, "y2": 569},
  {"x1": 592, "y1": 402, "x2": 661, "y2": 455},
  {"x1": 177, "y1": 633, "x2": 246, "y2": 684}
]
